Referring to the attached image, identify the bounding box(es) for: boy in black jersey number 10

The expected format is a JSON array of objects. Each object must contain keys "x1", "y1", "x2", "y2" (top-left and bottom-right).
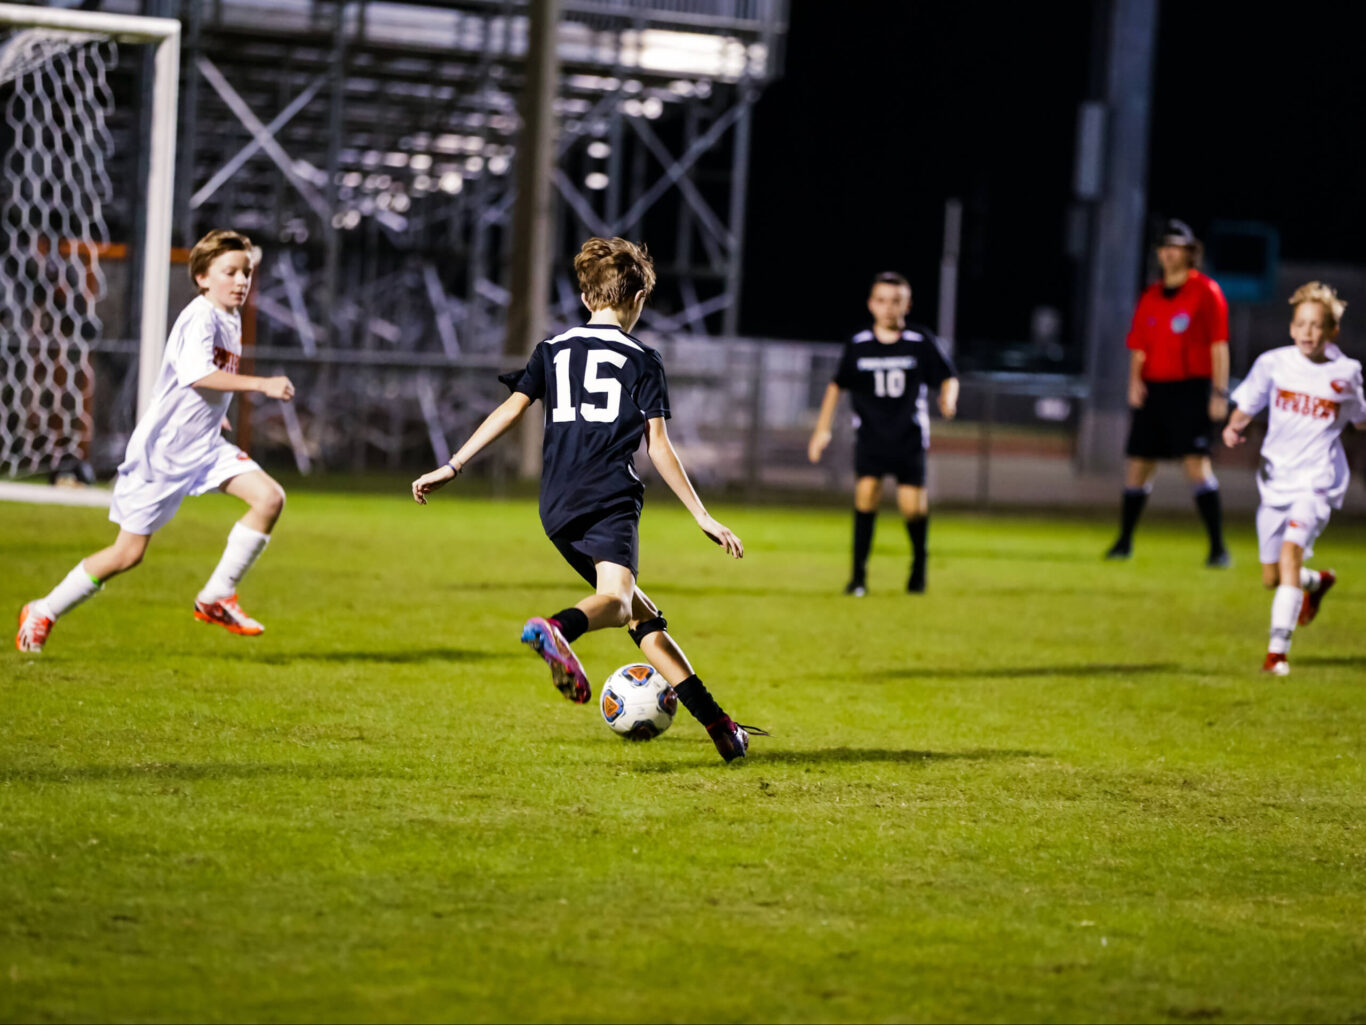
[
  {"x1": 410, "y1": 237, "x2": 762, "y2": 763},
  {"x1": 808, "y1": 272, "x2": 959, "y2": 594}
]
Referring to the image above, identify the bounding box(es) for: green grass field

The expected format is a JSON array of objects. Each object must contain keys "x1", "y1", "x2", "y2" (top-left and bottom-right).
[{"x1": 3, "y1": 485, "x2": 1365, "y2": 1023}]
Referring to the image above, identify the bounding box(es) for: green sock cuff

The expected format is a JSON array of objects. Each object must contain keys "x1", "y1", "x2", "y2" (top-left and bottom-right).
[{"x1": 87, "y1": 573, "x2": 102, "y2": 587}]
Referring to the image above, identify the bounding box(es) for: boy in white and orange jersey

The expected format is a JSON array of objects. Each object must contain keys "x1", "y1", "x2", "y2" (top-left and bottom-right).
[
  {"x1": 16, "y1": 230, "x2": 295, "y2": 653},
  {"x1": 1224, "y1": 282, "x2": 1366, "y2": 675}
]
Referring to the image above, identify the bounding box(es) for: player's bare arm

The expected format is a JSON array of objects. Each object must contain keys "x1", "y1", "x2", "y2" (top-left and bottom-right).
[
  {"x1": 1209, "y1": 341, "x2": 1230, "y2": 421},
  {"x1": 1223, "y1": 408, "x2": 1253, "y2": 448},
  {"x1": 193, "y1": 370, "x2": 295, "y2": 401},
  {"x1": 939, "y1": 377, "x2": 960, "y2": 419},
  {"x1": 411, "y1": 392, "x2": 532, "y2": 504},
  {"x1": 1128, "y1": 350, "x2": 1147, "y2": 408},
  {"x1": 807, "y1": 381, "x2": 842, "y2": 463},
  {"x1": 645, "y1": 416, "x2": 743, "y2": 558}
]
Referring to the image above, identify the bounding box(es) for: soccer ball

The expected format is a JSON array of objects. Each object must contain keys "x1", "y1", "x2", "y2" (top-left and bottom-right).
[{"x1": 600, "y1": 663, "x2": 677, "y2": 741}]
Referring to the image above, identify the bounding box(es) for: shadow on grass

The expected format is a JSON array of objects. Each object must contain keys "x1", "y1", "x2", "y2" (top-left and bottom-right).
[
  {"x1": 756, "y1": 747, "x2": 1044, "y2": 766},
  {"x1": 1294, "y1": 655, "x2": 1366, "y2": 669},
  {"x1": 200, "y1": 647, "x2": 507, "y2": 665},
  {"x1": 871, "y1": 661, "x2": 1181, "y2": 680},
  {"x1": 0, "y1": 761, "x2": 405, "y2": 784}
]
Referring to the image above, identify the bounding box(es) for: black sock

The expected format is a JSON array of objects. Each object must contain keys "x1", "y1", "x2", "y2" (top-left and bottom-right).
[
  {"x1": 852, "y1": 510, "x2": 876, "y2": 583},
  {"x1": 906, "y1": 515, "x2": 927, "y2": 566},
  {"x1": 549, "y1": 607, "x2": 588, "y2": 642},
  {"x1": 1194, "y1": 486, "x2": 1225, "y2": 553},
  {"x1": 674, "y1": 674, "x2": 725, "y2": 727},
  {"x1": 1117, "y1": 488, "x2": 1148, "y2": 546}
]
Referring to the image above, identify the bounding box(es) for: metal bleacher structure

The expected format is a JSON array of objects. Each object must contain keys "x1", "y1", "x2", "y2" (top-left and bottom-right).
[{"x1": 74, "y1": 0, "x2": 789, "y2": 474}]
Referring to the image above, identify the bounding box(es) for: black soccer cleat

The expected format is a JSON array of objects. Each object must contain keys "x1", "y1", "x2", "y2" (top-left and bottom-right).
[
  {"x1": 907, "y1": 563, "x2": 925, "y2": 593},
  {"x1": 706, "y1": 717, "x2": 770, "y2": 764},
  {"x1": 844, "y1": 579, "x2": 867, "y2": 597},
  {"x1": 1205, "y1": 548, "x2": 1233, "y2": 569},
  {"x1": 1105, "y1": 540, "x2": 1132, "y2": 560}
]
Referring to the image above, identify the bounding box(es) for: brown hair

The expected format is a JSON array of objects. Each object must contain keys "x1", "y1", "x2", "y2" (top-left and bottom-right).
[
  {"x1": 871, "y1": 271, "x2": 910, "y2": 292},
  {"x1": 573, "y1": 236, "x2": 656, "y2": 311},
  {"x1": 1289, "y1": 280, "x2": 1347, "y2": 330},
  {"x1": 189, "y1": 229, "x2": 254, "y2": 292}
]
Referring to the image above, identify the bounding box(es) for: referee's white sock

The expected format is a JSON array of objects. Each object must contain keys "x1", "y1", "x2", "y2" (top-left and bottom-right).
[
  {"x1": 199, "y1": 522, "x2": 270, "y2": 603},
  {"x1": 1299, "y1": 568, "x2": 1322, "y2": 592},
  {"x1": 39, "y1": 560, "x2": 102, "y2": 619},
  {"x1": 1268, "y1": 585, "x2": 1303, "y2": 655}
]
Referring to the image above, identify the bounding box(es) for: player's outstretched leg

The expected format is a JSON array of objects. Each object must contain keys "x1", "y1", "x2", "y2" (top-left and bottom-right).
[
  {"x1": 1298, "y1": 568, "x2": 1336, "y2": 626},
  {"x1": 626, "y1": 588, "x2": 765, "y2": 763},
  {"x1": 521, "y1": 611, "x2": 592, "y2": 704},
  {"x1": 15, "y1": 531, "x2": 149, "y2": 653}
]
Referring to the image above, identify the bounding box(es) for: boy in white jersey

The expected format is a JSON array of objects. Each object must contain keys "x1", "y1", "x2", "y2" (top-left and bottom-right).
[
  {"x1": 1224, "y1": 282, "x2": 1366, "y2": 675},
  {"x1": 15, "y1": 230, "x2": 296, "y2": 653}
]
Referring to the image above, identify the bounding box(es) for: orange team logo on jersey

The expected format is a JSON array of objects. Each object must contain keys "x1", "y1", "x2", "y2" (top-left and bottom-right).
[
  {"x1": 236, "y1": 450, "x2": 251, "y2": 461},
  {"x1": 1288, "y1": 520, "x2": 1302, "y2": 529},
  {"x1": 1331, "y1": 379, "x2": 1348, "y2": 394},
  {"x1": 212, "y1": 346, "x2": 240, "y2": 374},
  {"x1": 1274, "y1": 389, "x2": 1338, "y2": 420}
]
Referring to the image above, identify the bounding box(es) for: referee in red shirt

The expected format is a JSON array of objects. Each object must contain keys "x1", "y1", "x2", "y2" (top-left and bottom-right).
[{"x1": 1106, "y1": 219, "x2": 1232, "y2": 566}]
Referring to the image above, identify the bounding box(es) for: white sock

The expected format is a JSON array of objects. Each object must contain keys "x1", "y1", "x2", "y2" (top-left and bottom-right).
[
  {"x1": 41, "y1": 560, "x2": 102, "y2": 619},
  {"x1": 1269, "y1": 585, "x2": 1303, "y2": 655},
  {"x1": 199, "y1": 522, "x2": 270, "y2": 603},
  {"x1": 1300, "y1": 568, "x2": 1322, "y2": 592}
]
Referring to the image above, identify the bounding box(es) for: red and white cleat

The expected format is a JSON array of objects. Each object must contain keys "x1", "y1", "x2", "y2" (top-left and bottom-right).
[
  {"x1": 1298, "y1": 569, "x2": 1336, "y2": 627},
  {"x1": 15, "y1": 602, "x2": 54, "y2": 653},
  {"x1": 520, "y1": 616, "x2": 591, "y2": 704},
  {"x1": 1262, "y1": 651, "x2": 1290, "y2": 677},
  {"x1": 193, "y1": 594, "x2": 265, "y2": 636}
]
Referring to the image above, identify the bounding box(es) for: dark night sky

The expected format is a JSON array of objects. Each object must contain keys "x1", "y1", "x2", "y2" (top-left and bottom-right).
[{"x1": 738, "y1": 1, "x2": 1366, "y2": 348}]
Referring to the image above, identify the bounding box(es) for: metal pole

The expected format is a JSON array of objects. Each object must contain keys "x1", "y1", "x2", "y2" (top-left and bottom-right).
[
  {"x1": 173, "y1": 0, "x2": 201, "y2": 249},
  {"x1": 1076, "y1": 0, "x2": 1158, "y2": 474},
  {"x1": 322, "y1": 0, "x2": 346, "y2": 344},
  {"x1": 508, "y1": 0, "x2": 561, "y2": 477},
  {"x1": 721, "y1": 88, "x2": 754, "y2": 337},
  {"x1": 937, "y1": 197, "x2": 962, "y2": 356}
]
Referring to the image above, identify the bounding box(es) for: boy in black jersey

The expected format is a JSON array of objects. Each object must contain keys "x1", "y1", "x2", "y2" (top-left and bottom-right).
[
  {"x1": 410, "y1": 237, "x2": 758, "y2": 763},
  {"x1": 808, "y1": 272, "x2": 959, "y2": 594}
]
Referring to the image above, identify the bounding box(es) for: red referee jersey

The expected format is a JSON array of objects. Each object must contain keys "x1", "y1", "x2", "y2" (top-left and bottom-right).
[{"x1": 1125, "y1": 269, "x2": 1229, "y2": 381}]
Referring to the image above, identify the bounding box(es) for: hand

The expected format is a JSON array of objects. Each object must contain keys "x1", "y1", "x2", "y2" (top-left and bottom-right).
[
  {"x1": 939, "y1": 394, "x2": 957, "y2": 420},
  {"x1": 695, "y1": 513, "x2": 744, "y2": 559},
  {"x1": 1222, "y1": 424, "x2": 1245, "y2": 449},
  {"x1": 1209, "y1": 395, "x2": 1228, "y2": 423},
  {"x1": 1128, "y1": 378, "x2": 1147, "y2": 409},
  {"x1": 220, "y1": 415, "x2": 232, "y2": 432},
  {"x1": 807, "y1": 429, "x2": 832, "y2": 464},
  {"x1": 263, "y1": 376, "x2": 295, "y2": 401},
  {"x1": 411, "y1": 464, "x2": 457, "y2": 504}
]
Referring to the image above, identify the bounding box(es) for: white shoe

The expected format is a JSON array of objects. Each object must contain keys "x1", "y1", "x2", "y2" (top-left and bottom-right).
[{"x1": 15, "y1": 602, "x2": 55, "y2": 653}]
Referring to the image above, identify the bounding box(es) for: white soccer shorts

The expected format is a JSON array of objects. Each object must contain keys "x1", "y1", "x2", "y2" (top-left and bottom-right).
[
  {"x1": 109, "y1": 439, "x2": 261, "y2": 535},
  {"x1": 1256, "y1": 493, "x2": 1330, "y2": 565}
]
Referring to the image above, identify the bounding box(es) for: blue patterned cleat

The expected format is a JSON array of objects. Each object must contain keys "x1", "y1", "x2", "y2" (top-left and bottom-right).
[
  {"x1": 520, "y1": 617, "x2": 591, "y2": 704},
  {"x1": 706, "y1": 716, "x2": 769, "y2": 764}
]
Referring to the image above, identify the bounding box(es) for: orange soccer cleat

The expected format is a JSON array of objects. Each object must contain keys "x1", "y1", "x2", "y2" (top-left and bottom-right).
[
  {"x1": 1298, "y1": 569, "x2": 1336, "y2": 627},
  {"x1": 193, "y1": 594, "x2": 265, "y2": 636},
  {"x1": 1261, "y1": 651, "x2": 1290, "y2": 677},
  {"x1": 15, "y1": 603, "x2": 54, "y2": 653}
]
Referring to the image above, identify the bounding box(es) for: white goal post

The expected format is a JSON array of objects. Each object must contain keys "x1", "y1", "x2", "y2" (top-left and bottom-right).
[{"x1": 0, "y1": 2, "x2": 179, "y2": 463}]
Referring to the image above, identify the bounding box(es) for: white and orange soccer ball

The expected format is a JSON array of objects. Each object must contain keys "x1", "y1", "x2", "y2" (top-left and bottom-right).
[{"x1": 600, "y1": 663, "x2": 677, "y2": 741}]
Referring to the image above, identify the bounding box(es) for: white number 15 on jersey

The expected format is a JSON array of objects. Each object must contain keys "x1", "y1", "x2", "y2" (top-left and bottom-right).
[{"x1": 552, "y1": 348, "x2": 628, "y2": 423}]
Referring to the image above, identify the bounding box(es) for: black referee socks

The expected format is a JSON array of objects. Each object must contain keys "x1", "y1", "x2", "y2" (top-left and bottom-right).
[
  {"x1": 851, "y1": 510, "x2": 876, "y2": 584},
  {"x1": 674, "y1": 674, "x2": 725, "y2": 727}
]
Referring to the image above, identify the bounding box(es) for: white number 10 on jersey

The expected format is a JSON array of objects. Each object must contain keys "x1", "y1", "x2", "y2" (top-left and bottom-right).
[
  {"x1": 873, "y1": 368, "x2": 906, "y2": 398},
  {"x1": 552, "y1": 348, "x2": 628, "y2": 423}
]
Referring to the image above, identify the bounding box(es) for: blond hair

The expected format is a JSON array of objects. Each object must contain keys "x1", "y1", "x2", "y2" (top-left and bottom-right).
[
  {"x1": 189, "y1": 229, "x2": 254, "y2": 292},
  {"x1": 1288, "y1": 281, "x2": 1347, "y2": 330},
  {"x1": 573, "y1": 236, "x2": 656, "y2": 311}
]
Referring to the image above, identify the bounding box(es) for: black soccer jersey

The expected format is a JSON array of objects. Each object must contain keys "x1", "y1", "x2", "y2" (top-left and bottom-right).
[
  {"x1": 501, "y1": 324, "x2": 671, "y2": 535},
  {"x1": 833, "y1": 325, "x2": 956, "y2": 450}
]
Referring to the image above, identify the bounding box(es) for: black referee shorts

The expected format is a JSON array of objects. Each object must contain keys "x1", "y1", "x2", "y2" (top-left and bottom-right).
[
  {"x1": 546, "y1": 501, "x2": 641, "y2": 585},
  {"x1": 1125, "y1": 378, "x2": 1213, "y2": 459},
  {"x1": 854, "y1": 437, "x2": 927, "y2": 487}
]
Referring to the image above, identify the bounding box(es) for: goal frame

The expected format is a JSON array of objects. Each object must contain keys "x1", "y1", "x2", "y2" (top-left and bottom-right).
[{"x1": 0, "y1": 2, "x2": 179, "y2": 420}]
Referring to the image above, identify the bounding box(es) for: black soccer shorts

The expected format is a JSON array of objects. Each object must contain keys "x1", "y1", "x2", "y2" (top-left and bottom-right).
[
  {"x1": 546, "y1": 501, "x2": 641, "y2": 585},
  {"x1": 854, "y1": 437, "x2": 927, "y2": 487},
  {"x1": 1125, "y1": 378, "x2": 1213, "y2": 459}
]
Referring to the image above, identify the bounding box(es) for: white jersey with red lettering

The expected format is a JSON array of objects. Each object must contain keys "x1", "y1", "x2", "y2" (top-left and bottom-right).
[
  {"x1": 118, "y1": 295, "x2": 244, "y2": 482},
  {"x1": 1230, "y1": 344, "x2": 1366, "y2": 508}
]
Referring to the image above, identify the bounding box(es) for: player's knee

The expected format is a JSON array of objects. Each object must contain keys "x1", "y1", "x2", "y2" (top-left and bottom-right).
[
  {"x1": 628, "y1": 615, "x2": 668, "y2": 647},
  {"x1": 604, "y1": 596, "x2": 631, "y2": 628},
  {"x1": 255, "y1": 483, "x2": 286, "y2": 522},
  {"x1": 115, "y1": 547, "x2": 144, "y2": 572}
]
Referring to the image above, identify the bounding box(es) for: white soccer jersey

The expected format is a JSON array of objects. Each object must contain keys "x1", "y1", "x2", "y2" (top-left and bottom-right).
[
  {"x1": 1230, "y1": 344, "x2": 1366, "y2": 508},
  {"x1": 118, "y1": 295, "x2": 243, "y2": 481}
]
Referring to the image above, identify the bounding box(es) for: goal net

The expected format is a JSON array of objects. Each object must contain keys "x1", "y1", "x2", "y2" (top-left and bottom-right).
[{"x1": 0, "y1": 5, "x2": 178, "y2": 480}]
